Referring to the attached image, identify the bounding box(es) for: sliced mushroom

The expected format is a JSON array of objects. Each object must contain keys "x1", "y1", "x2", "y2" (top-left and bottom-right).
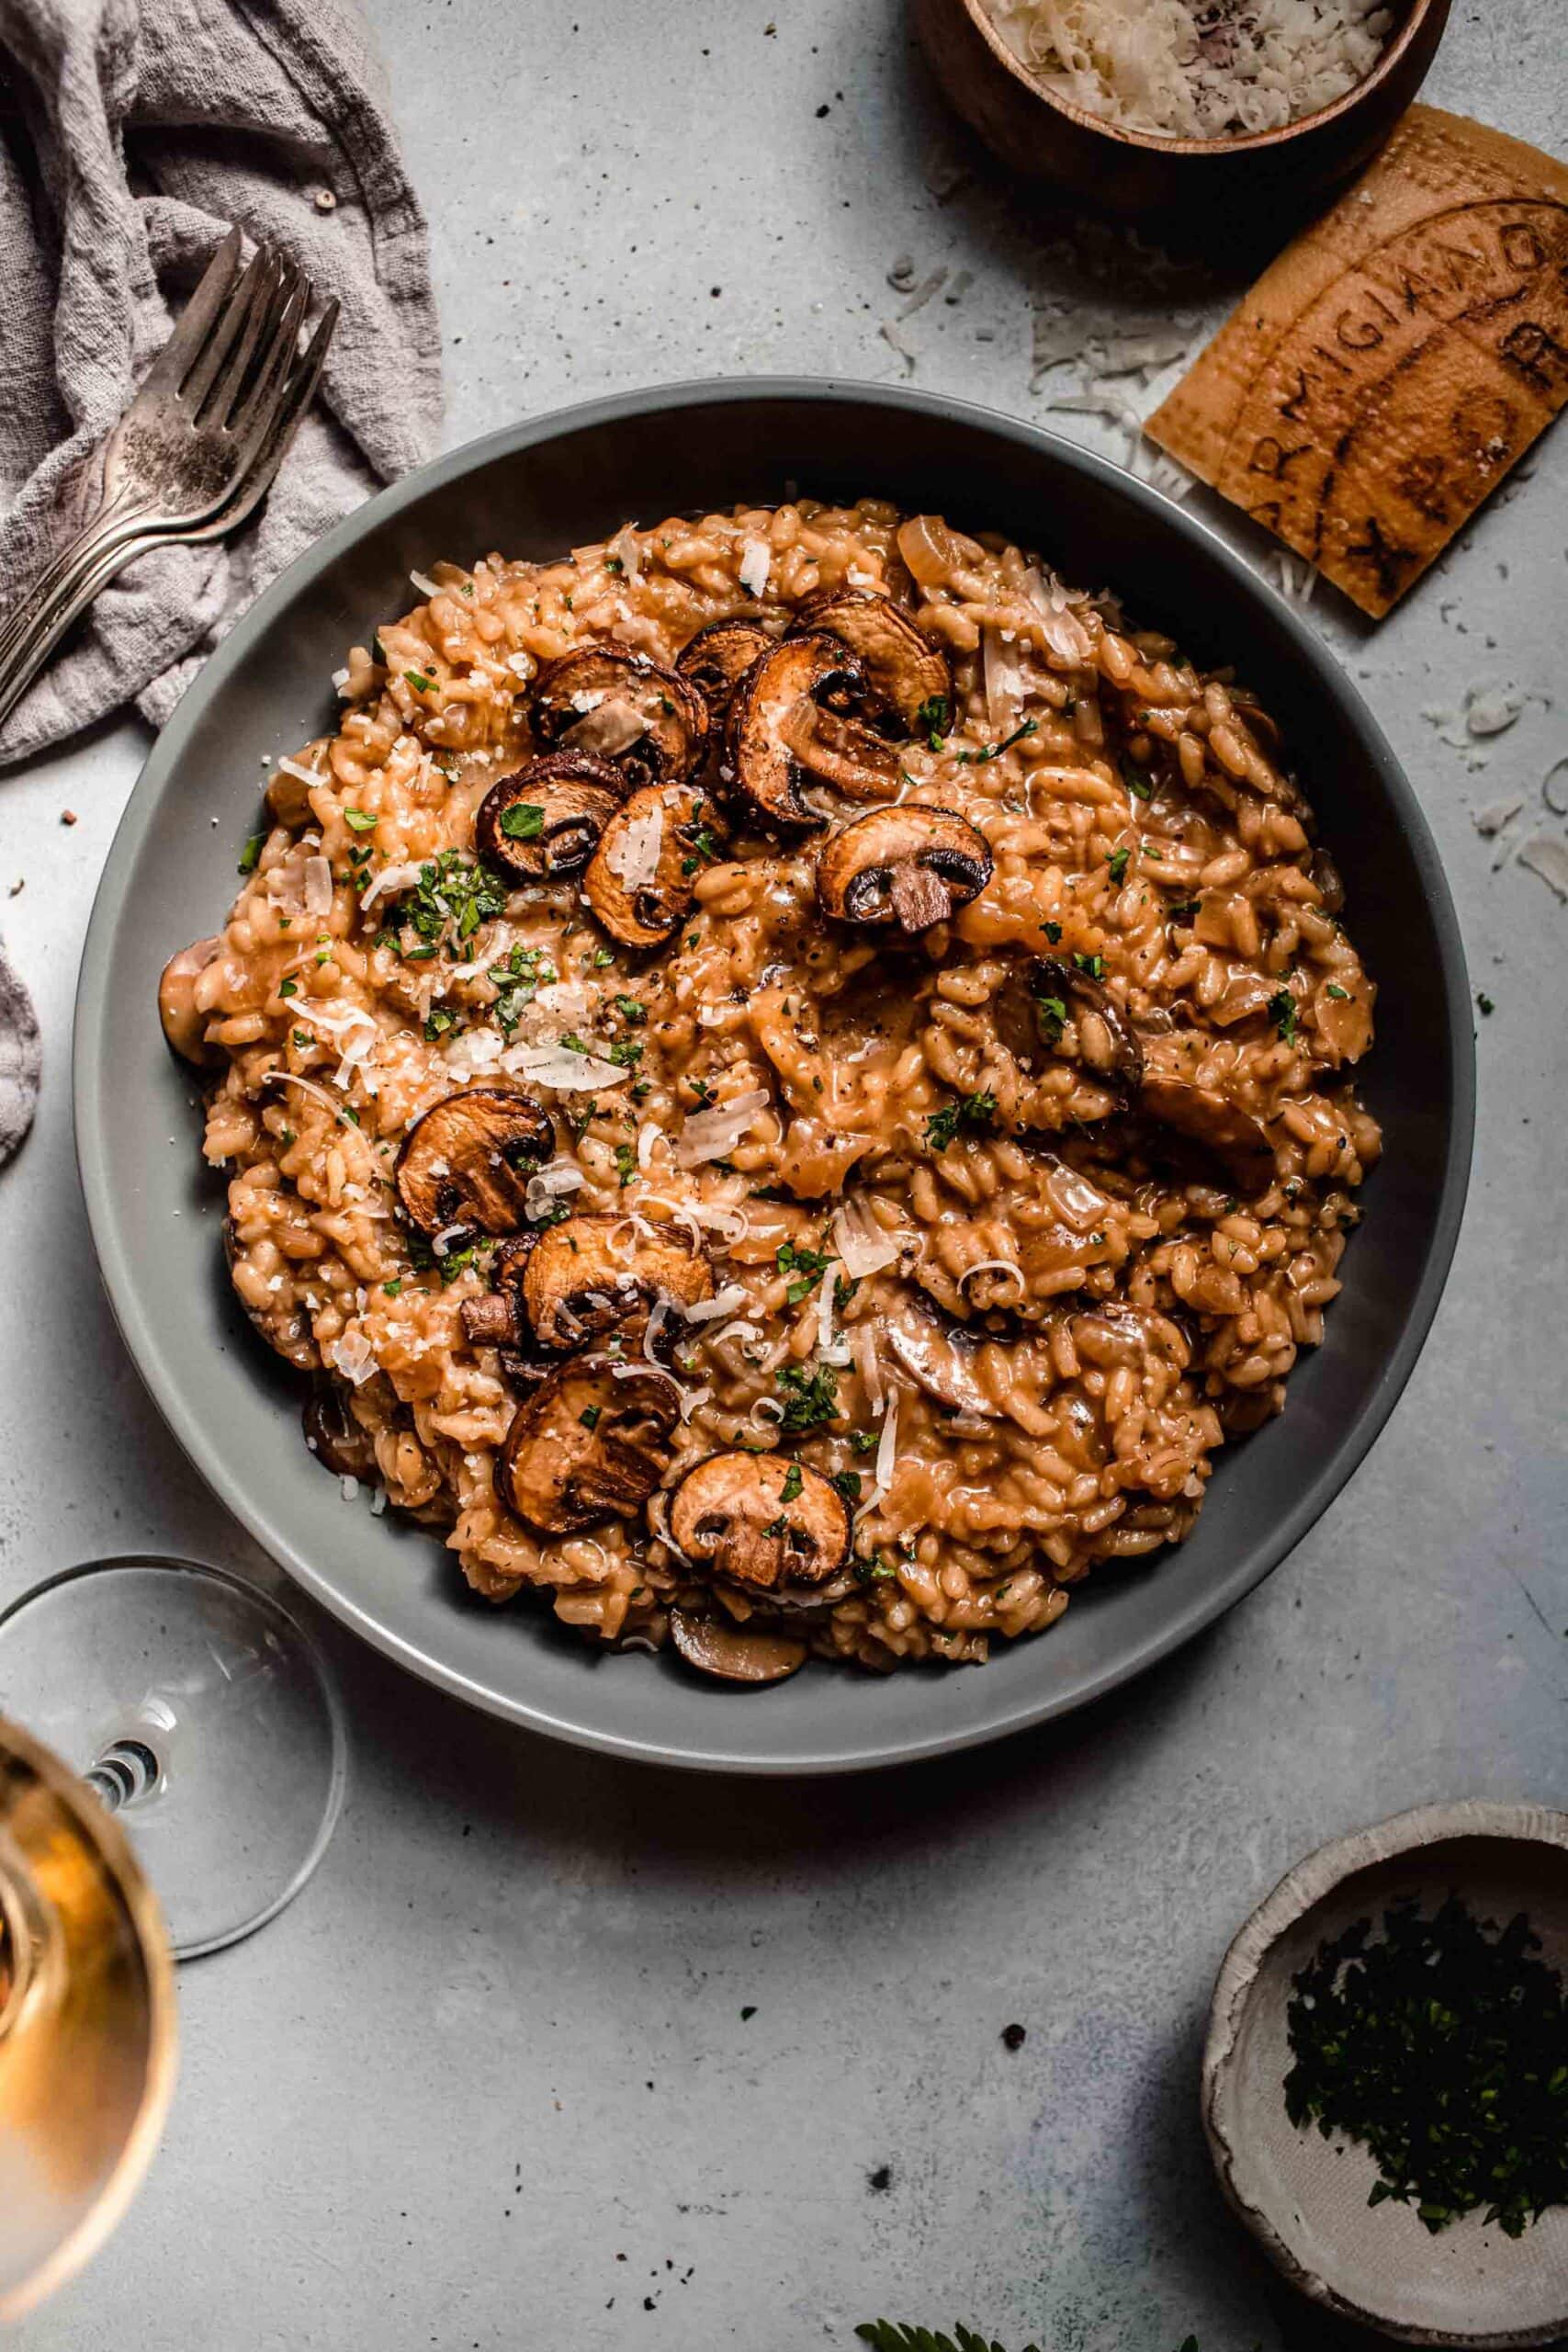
[
  {"x1": 668, "y1": 1608, "x2": 807, "y2": 1685},
  {"x1": 303, "y1": 1385, "x2": 378, "y2": 1481},
  {"x1": 817, "y1": 806, "x2": 992, "y2": 933},
  {"x1": 791, "y1": 588, "x2": 952, "y2": 731},
  {"x1": 394, "y1": 1087, "x2": 554, "y2": 1237},
  {"x1": 883, "y1": 1295, "x2": 998, "y2": 1419},
  {"x1": 496, "y1": 1355, "x2": 681, "y2": 1534},
  {"x1": 583, "y1": 780, "x2": 721, "y2": 950},
  {"x1": 996, "y1": 958, "x2": 1144, "y2": 1091},
  {"x1": 674, "y1": 616, "x2": 782, "y2": 717},
  {"x1": 531, "y1": 648, "x2": 707, "y2": 787},
  {"x1": 520, "y1": 1213, "x2": 712, "y2": 1350},
  {"x1": 158, "y1": 935, "x2": 223, "y2": 1065},
  {"x1": 474, "y1": 752, "x2": 625, "y2": 881},
  {"x1": 1138, "y1": 1079, "x2": 1275, "y2": 1191},
  {"x1": 779, "y1": 696, "x2": 903, "y2": 801},
  {"x1": 725, "y1": 634, "x2": 877, "y2": 830},
  {"x1": 669, "y1": 1453, "x2": 852, "y2": 1602}
]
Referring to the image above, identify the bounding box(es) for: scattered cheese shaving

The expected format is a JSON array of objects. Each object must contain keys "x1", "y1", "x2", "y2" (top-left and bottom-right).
[
  {"x1": 738, "y1": 537, "x2": 772, "y2": 598},
  {"x1": 832, "y1": 1200, "x2": 901, "y2": 1278},
  {"x1": 606, "y1": 803, "x2": 665, "y2": 888},
  {"x1": 675, "y1": 1088, "x2": 770, "y2": 1168},
  {"x1": 502, "y1": 1040, "x2": 630, "y2": 1091},
  {"x1": 359, "y1": 861, "x2": 426, "y2": 910},
  {"x1": 276, "y1": 755, "x2": 323, "y2": 787},
  {"x1": 409, "y1": 570, "x2": 442, "y2": 598},
  {"x1": 303, "y1": 856, "x2": 334, "y2": 916}
]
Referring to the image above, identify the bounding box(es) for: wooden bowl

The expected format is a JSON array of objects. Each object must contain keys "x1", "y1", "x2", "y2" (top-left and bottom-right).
[
  {"x1": 912, "y1": 0, "x2": 1453, "y2": 237},
  {"x1": 1202, "y1": 1802, "x2": 1568, "y2": 2346}
]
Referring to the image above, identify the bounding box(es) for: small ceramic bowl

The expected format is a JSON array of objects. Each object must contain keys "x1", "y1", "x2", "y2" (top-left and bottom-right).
[
  {"x1": 911, "y1": 0, "x2": 1453, "y2": 237},
  {"x1": 1203, "y1": 1802, "x2": 1568, "y2": 2347}
]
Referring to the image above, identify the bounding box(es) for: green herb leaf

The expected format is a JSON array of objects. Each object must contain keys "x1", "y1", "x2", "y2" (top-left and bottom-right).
[
  {"x1": 925, "y1": 1091, "x2": 998, "y2": 1151},
  {"x1": 1121, "y1": 755, "x2": 1153, "y2": 799},
  {"x1": 343, "y1": 808, "x2": 378, "y2": 833},
  {"x1": 579, "y1": 1405, "x2": 602, "y2": 1430},
  {"x1": 774, "y1": 1362, "x2": 839, "y2": 1433},
  {"x1": 1107, "y1": 845, "x2": 1130, "y2": 885},
  {"x1": 238, "y1": 831, "x2": 265, "y2": 875},
  {"x1": 1269, "y1": 988, "x2": 1299, "y2": 1044},
  {"x1": 499, "y1": 801, "x2": 546, "y2": 842}
]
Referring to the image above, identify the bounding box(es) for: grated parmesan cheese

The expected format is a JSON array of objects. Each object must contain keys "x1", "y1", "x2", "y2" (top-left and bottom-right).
[
  {"x1": 738, "y1": 537, "x2": 772, "y2": 598},
  {"x1": 981, "y1": 0, "x2": 1394, "y2": 141},
  {"x1": 606, "y1": 804, "x2": 665, "y2": 889}
]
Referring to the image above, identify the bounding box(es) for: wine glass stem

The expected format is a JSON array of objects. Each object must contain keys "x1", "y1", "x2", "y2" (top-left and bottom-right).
[{"x1": 85, "y1": 1741, "x2": 161, "y2": 1815}]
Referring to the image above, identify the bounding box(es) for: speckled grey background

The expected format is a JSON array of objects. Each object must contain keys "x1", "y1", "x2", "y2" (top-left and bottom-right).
[{"x1": 1, "y1": 3, "x2": 1564, "y2": 2346}]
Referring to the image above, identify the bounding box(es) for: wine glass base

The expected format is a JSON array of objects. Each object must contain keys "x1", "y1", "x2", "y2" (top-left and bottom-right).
[{"x1": 0, "y1": 1558, "x2": 345, "y2": 1959}]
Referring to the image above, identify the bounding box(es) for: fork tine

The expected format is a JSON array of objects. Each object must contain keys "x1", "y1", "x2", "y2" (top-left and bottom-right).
[
  {"x1": 180, "y1": 241, "x2": 277, "y2": 416},
  {"x1": 205, "y1": 251, "x2": 285, "y2": 433},
  {"x1": 136, "y1": 224, "x2": 244, "y2": 398},
  {"x1": 228, "y1": 272, "x2": 310, "y2": 452},
  {"x1": 219, "y1": 300, "x2": 339, "y2": 531}
]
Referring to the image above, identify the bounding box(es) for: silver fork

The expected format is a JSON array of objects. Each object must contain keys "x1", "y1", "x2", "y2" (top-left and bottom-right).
[{"x1": 0, "y1": 227, "x2": 338, "y2": 733}]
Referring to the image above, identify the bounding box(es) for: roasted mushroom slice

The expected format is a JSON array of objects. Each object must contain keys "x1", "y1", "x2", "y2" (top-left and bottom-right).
[
  {"x1": 531, "y1": 648, "x2": 707, "y2": 787},
  {"x1": 817, "y1": 805, "x2": 992, "y2": 934},
  {"x1": 674, "y1": 616, "x2": 781, "y2": 717},
  {"x1": 1138, "y1": 1079, "x2": 1275, "y2": 1191},
  {"x1": 495, "y1": 1355, "x2": 681, "y2": 1534},
  {"x1": 669, "y1": 1453, "x2": 852, "y2": 1603},
  {"x1": 996, "y1": 957, "x2": 1144, "y2": 1092},
  {"x1": 668, "y1": 1609, "x2": 807, "y2": 1685},
  {"x1": 883, "y1": 1295, "x2": 998, "y2": 1419},
  {"x1": 791, "y1": 587, "x2": 951, "y2": 731},
  {"x1": 303, "y1": 1385, "x2": 378, "y2": 1482},
  {"x1": 583, "y1": 780, "x2": 721, "y2": 951},
  {"x1": 158, "y1": 934, "x2": 223, "y2": 1065},
  {"x1": 394, "y1": 1087, "x2": 554, "y2": 1238},
  {"x1": 520, "y1": 1212, "x2": 712, "y2": 1350},
  {"x1": 726, "y1": 634, "x2": 885, "y2": 829},
  {"x1": 474, "y1": 752, "x2": 624, "y2": 882}
]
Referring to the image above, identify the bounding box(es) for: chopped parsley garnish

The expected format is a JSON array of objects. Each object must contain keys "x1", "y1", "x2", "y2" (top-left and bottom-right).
[
  {"x1": 499, "y1": 801, "x2": 546, "y2": 842},
  {"x1": 423, "y1": 1007, "x2": 456, "y2": 1042},
  {"x1": 278, "y1": 977, "x2": 298, "y2": 999},
  {"x1": 382, "y1": 1278, "x2": 402, "y2": 1298},
  {"x1": 1034, "y1": 993, "x2": 1067, "y2": 1046},
  {"x1": 1476, "y1": 990, "x2": 1495, "y2": 1016},
  {"x1": 775, "y1": 1363, "x2": 839, "y2": 1433},
  {"x1": 579, "y1": 1405, "x2": 603, "y2": 1430},
  {"x1": 1073, "y1": 951, "x2": 1105, "y2": 979},
  {"x1": 1326, "y1": 982, "x2": 1349, "y2": 1001},
  {"x1": 777, "y1": 1240, "x2": 832, "y2": 1303},
  {"x1": 679, "y1": 828, "x2": 719, "y2": 880},
  {"x1": 613, "y1": 1142, "x2": 637, "y2": 1187},
  {"x1": 613, "y1": 994, "x2": 647, "y2": 1025},
  {"x1": 915, "y1": 694, "x2": 949, "y2": 748},
  {"x1": 488, "y1": 942, "x2": 548, "y2": 1037},
  {"x1": 292, "y1": 1027, "x2": 313, "y2": 1049},
  {"x1": 604, "y1": 555, "x2": 624, "y2": 575},
  {"x1": 380, "y1": 850, "x2": 507, "y2": 956},
  {"x1": 829, "y1": 1468, "x2": 863, "y2": 1504},
  {"x1": 956, "y1": 717, "x2": 1036, "y2": 767},
  {"x1": 238, "y1": 831, "x2": 265, "y2": 875},
  {"x1": 343, "y1": 808, "x2": 378, "y2": 834},
  {"x1": 925, "y1": 1091, "x2": 998, "y2": 1150},
  {"x1": 607, "y1": 1038, "x2": 643, "y2": 1069},
  {"x1": 849, "y1": 1429, "x2": 879, "y2": 1456},
  {"x1": 1121, "y1": 755, "x2": 1153, "y2": 799},
  {"x1": 1107, "y1": 845, "x2": 1130, "y2": 886},
  {"x1": 1168, "y1": 899, "x2": 1200, "y2": 926},
  {"x1": 1043, "y1": 921, "x2": 1063, "y2": 944},
  {"x1": 1269, "y1": 988, "x2": 1299, "y2": 1043},
  {"x1": 403, "y1": 669, "x2": 434, "y2": 694},
  {"x1": 779, "y1": 1463, "x2": 804, "y2": 1503}
]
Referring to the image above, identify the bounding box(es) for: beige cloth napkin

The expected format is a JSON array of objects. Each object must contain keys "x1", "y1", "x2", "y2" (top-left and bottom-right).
[{"x1": 0, "y1": 0, "x2": 443, "y2": 1168}]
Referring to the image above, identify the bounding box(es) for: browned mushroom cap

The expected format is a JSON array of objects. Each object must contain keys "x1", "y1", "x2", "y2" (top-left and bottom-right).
[
  {"x1": 725, "y1": 634, "x2": 880, "y2": 829},
  {"x1": 669, "y1": 1453, "x2": 852, "y2": 1600},
  {"x1": 883, "y1": 1295, "x2": 998, "y2": 1418},
  {"x1": 791, "y1": 588, "x2": 951, "y2": 731},
  {"x1": 1138, "y1": 1078, "x2": 1275, "y2": 1190},
  {"x1": 674, "y1": 616, "x2": 782, "y2": 717},
  {"x1": 996, "y1": 958, "x2": 1144, "y2": 1092},
  {"x1": 474, "y1": 752, "x2": 625, "y2": 882},
  {"x1": 531, "y1": 648, "x2": 707, "y2": 787},
  {"x1": 583, "y1": 781, "x2": 721, "y2": 950},
  {"x1": 668, "y1": 1609, "x2": 807, "y2": 1685},
  {"x1": 303, "y1": 1385, "x2": 378, "y2": 1481},
  {"x1": 817, "y1": 805, "x2": 992, "y2": 933},
  {"x1": 520, "y1": 1212, "x2": 712, "y2": 1350},
  {"x1": 496, "y1": 1354, "x2": 681, "y2": 1534},
  {"x1": 158, "y1": 935, "x2": 223, "y2": 1066},
  {"x1": 394, "y1": 1087, "x2": 554, "y2": 1237}
]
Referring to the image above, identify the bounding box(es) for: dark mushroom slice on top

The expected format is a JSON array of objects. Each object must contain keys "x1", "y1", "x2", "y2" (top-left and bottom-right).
[
  {"x1": 530, "y1": 648, "x2": 708, "y2": 788},
  {"x1": 394, "y1": 1087, "x2": 554, "y2": 1238},
  {"x1": 669, "y1": 1452, "x2": 852, "y2": 1606},
  {"x1": 1137, "y1": 1078, "x2": 1275, "y2": 1192},
  {"x1": 725, "y1": 634, "x2": 887, "y2": 829},
  {"x1": 303, "y1": 1385, "x2": 378, "y2": 1482},
  {"x1": 668, "y1": 1608, "x2": 807, "y2": 1686},
  {"x1": 674, "y1": 616, "x2": 783, "y2": 718},
  {"x1": 817, "y1": 805, "x2": 992, "y2": 934},
  {"x1": 158, "y1": 934, "x2": 223, "y2": 1066},
  {"x1": 995, "y1": 957, "x2": 1144, "y2": 1092},
  {"x1": 790, "y1": 587, "x2": 952, "y2": 732},
  {"x1": 520, "y1": 1212, "x2": 713, "y2": 1350},
  {"x1": 474, "y1": 752, "x2": 625, "y2": 882},
  {"x1": 583, "y1": 780, "x2": 723, "y2": 951},
  {"x1": 883, "y1": 1294, "x2": 998, "y2": 1419},
  {"x1": 495, "y1": 1354, "x2": 681, "y2": 1535}
]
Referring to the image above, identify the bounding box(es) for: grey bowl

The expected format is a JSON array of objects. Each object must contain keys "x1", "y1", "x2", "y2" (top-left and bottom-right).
[{"x1": 73, "y1": 379, "x2": 1473, "y2": 1774}]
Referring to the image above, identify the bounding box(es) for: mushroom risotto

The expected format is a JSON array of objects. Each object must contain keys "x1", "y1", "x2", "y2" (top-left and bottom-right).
[{"x1": 162, "y1": 499, "x2": 1379, "y2": 1681}]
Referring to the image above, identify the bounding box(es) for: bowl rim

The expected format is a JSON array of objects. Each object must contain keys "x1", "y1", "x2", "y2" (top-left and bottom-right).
[
  {"x1": 944, "y1": 0, "x2": 1447, "y2": 158},
  {"x1": 1203, "y1": 1799, "x2": 1568, "y2": 2346},
  {"x1": 72, "y1": 374, "x2": 1476, "y2": 1774}
]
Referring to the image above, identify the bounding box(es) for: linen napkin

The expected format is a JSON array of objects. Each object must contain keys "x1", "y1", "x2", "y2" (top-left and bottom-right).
[{"x1": 0, "y1": 0, "x2": 443, "y2": 1169}]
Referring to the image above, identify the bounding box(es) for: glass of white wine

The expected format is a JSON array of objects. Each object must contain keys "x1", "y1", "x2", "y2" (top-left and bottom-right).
[{"x1": 0, "y1": 1555, "x2": 346, "y2": 2314}]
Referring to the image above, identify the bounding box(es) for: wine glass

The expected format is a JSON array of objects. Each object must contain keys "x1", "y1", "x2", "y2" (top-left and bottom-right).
[
  {"x1": 0, "y1": 1556, "x2": 346, "y2": 1959},
  {"x1": 0, "y1": 1714, "x2": 176, "y2": 2321}
]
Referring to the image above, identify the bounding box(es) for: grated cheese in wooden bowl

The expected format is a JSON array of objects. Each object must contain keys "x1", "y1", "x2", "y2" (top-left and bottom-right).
[{"x1": 980, "y1": 0, "x2": 1396, "y2": 141}]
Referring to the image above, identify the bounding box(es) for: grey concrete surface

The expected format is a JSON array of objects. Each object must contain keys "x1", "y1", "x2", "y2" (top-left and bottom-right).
[{"x1": 2, "y1": 2, "x2": 1565, "y2": 2345}]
